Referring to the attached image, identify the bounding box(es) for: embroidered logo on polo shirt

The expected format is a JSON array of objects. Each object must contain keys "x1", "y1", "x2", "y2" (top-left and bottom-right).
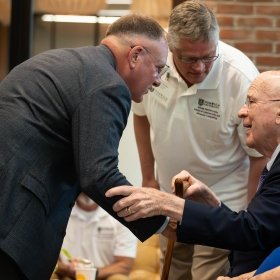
[
  {"x1": 194, "y1": 98, "x2": 220, "y2": 120},
  {"x1": 97, "y1": 226, "x2": 114, "y2": 239}
]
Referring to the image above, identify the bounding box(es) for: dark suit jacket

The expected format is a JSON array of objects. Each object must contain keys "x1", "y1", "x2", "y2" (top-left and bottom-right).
[
  {"x1": 177, "y1": 151, "x2": 280, "y2": 276},
  {"x1": 0, "y1": 45, "x2": 165, "y2": 280}
]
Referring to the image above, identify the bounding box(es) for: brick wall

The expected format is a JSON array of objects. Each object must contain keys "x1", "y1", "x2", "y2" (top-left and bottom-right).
[{"x1": 206, "y1": 0, "x2": 280, "y2": 72}]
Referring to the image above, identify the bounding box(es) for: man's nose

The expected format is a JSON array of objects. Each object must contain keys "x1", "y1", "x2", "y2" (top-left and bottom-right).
[
  {"x1": 191, "y1": 59, "x2": 205, "y2": 71},
  {"x1": 153, "y1": 76, "x2": 161, "y2": 87},
  {"x1": 238, "y1": 104, "x2": 248, "y2": 118}
]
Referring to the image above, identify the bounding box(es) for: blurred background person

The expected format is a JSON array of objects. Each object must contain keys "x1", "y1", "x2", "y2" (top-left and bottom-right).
[{"x1": 53, "y1": 193, "x2": 137, "y2": 280}]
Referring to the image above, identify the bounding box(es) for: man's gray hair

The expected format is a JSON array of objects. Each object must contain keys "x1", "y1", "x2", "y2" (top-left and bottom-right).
[
  {"x1": 167, "y1": 0, "x2": 220, "y2": 49},
  {"x1": 106, "y1": 13, "x2": 166, "y2": 40}
]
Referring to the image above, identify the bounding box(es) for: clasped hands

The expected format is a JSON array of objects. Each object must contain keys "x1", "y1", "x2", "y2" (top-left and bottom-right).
[{"x1": 105, "y1": 170, "x2": 221, "y2": 239}]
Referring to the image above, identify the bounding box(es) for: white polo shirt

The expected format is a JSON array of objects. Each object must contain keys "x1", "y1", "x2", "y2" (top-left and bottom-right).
[
  {"x1": 62, "y1": 205, "x2": 137, "y2": 268},
  {"x1": 133, "y1": 41, "x2": 261, "y2": 211}
]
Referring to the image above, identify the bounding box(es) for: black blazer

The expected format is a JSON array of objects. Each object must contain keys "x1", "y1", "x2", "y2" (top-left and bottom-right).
[
  {"x1": 0, "y1": 45, "x2": 165, "y2": 280},
  {"x1": 177, "y1": 151, "x2": 280, "y2": 276}
]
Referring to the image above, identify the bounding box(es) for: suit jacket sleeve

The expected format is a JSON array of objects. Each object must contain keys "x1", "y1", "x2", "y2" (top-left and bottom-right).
[
  {"x1": 177, "y1": 153, "x2": 280, "y2": 251},
  {"x1": 72, "y1": 72, "x2": 165, "y2": 242}
]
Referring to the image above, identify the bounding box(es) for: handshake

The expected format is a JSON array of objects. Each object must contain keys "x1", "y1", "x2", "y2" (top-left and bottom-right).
[{"x1": 105, "y1": 170, "x2": 221, "y2": 239}]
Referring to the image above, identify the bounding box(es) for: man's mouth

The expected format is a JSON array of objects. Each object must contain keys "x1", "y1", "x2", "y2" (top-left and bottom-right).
[{"x1": 243, "y1": 123, "x2": 252, "y2": 131}]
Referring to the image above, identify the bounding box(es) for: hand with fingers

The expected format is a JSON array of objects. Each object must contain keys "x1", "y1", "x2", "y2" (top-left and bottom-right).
[
  {"x1": 105, "y1": 185, "x2": 185, "y2": 222},
  {"x1": 172, "y1": 170, "x2": 221, "y2": 207}
]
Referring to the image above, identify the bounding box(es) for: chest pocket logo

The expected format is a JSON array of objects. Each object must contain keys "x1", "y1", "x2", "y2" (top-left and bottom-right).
[
  {"x1": 194, "y1": 98, "x2": 221, "y2": 121},
  {"x1": 96, "y1": 226, "x2": 114, "y2": 240}
]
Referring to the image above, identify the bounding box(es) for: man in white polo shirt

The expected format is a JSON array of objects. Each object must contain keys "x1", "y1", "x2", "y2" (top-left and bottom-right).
[
  {"x1": 54, "y1": 193, "x2": 137, "y2": 279},
  {"x1": 132, "y1": 1, "x2": 267, "y2": 280}
]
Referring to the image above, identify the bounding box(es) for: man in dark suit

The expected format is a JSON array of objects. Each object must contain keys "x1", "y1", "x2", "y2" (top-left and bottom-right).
[
  {"x1": 106, "y1": 70, "x2": 280, "y2": 277},
  {"x1": 0, "y1": 14, "x2": 168, "y2": 280}
]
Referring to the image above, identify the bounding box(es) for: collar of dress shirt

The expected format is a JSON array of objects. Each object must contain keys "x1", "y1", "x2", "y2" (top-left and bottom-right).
[{"x1": 267, "y1": 144, "x2": 280, "y2": 171}]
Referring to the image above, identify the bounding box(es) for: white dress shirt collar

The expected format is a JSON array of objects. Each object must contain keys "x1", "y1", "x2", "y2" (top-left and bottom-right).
[{"x1": 267, "y1": 144, "x2": 280, "y2": 171}]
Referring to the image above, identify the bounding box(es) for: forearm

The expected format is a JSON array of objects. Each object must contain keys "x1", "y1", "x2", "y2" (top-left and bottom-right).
[
  {"x1": 97, "y1": 259, "x2": 134, "y2": 279},
  {"x1": 160, "y1": 194, "x2": 185, "y2": 221},
  {"x1": 133, "y1": 114, "x2": 157, "y2": 187},
  {"x1": 251, "y1": 266, "x2": 280, "y2": 280},
  {"x1": 217, "y1": 267, "x2": 280, "y2": 280},
  {"x1": 106, "y1": 185, "x2": 185, "y2": 224}
]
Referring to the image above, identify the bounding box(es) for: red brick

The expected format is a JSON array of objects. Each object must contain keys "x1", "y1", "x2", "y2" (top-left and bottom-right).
[
  {"x1": 234, "y1": 42, "x2": 272, "y2": 53},
  {"x1": 206, "y1": 1, "x2": 218, "y2": 12},
  {"x1": 220, "y1": 28, "x2": 254, "y2": 40},
  {"x1": 256, "y1": 56, "x2": 280, "y2": 67},
  {"x1": 276, "y1": 44, "x2": 280, "y2": 53},
  {"x1": 236, "y1": 17, "x2": 273, "y2": 27},
  {"x1": 256, "y1": 30, "x2": 280, "y2": 41},
  {"x1": 217, "y1": 16, "x2": 234, "y2": 27},
  {"x1": 258, "y1": 66, "x2": 277, "y2": 73},
  {"x1": 217, "y1": 4, "x2": 253, "y2": 14},
  {"x1": 255, "y1": 5, "x2": 280, "y2": 16}
]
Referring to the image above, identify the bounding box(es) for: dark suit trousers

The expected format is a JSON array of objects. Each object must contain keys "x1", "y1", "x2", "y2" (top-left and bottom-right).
[{"x1": 0, "y1": 249, "x2": 28, "y2": 279}]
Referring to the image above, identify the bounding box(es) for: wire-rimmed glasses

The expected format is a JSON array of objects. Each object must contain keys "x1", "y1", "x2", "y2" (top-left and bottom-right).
[{"x1": 131, "y1": 45, "x2": 169, "y2": 78}]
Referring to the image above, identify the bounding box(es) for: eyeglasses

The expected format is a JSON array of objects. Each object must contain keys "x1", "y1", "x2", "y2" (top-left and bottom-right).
[
  {"x1": 176, "y1": 46, "x2": 219, "y2": 65},
  {"x1": 245, "y1": 97, "x2": 280, "y2": 108},
  {"x1": 131, "y1": 45, "x2": 169, "y2": 78},
  {"x1": 178, "y1": 54, "x2": 219, "y2": 64}
]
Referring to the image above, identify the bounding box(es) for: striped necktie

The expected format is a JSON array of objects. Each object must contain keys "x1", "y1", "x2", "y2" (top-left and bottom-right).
[{"x1": 257, "y1": 166, "x2": 268, "y2": 191}]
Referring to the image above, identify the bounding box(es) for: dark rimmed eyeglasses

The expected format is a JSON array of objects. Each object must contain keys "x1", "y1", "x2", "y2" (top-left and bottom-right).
[
  {"x1": 176, "y1": 45, "x2": 219, "y2": 65},
  {"x1": 245, "y1": 97, "x2": 280, "y2": 108},
  {"x1": 131, "y1": 45, "x2": 169, "y2": 78},
  {"x1": 178, "y1": 54, "x2": 219, "y2": 64}
]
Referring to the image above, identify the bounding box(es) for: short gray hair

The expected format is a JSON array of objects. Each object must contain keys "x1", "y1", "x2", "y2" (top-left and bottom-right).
[
  {"x1": 106, "y1": 13, "x2": 165, "y2": 41},
  {"x1": 167, "y1": 0, "x2": 220, "y2": 49}
]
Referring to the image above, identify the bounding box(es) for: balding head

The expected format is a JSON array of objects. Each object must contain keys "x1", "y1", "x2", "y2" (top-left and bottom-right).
[
  {"x1": 251, "y1": 71, "x2": 280, "y2": 101},
  {"x1": 106, "y1": 13, "x2": 166, "y2": 41},
  {"x1": 238, "y1": 70, "x2": 280, "y2": 157},
  {"x1": 101, "y1": 14, "x2": 168, "y2": 103}
]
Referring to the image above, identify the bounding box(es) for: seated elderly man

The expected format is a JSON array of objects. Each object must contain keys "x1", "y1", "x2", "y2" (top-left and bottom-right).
[{"x1": 106, "y1": 70, "x2": 280, "y2": 277}]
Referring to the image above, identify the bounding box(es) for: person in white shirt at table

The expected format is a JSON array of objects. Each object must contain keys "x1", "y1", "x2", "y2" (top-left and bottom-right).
[{"x1": 54, "y1": 193, "x2": 137, "y2": 280}]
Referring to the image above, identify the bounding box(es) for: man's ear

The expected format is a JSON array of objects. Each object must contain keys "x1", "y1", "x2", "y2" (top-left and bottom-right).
[
  {"x1": 128, "y1": 46, "x2": 142, "y2": 69},
  {"x1": 276, "y1": 111, "x2": 280, "y2": 125}
]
